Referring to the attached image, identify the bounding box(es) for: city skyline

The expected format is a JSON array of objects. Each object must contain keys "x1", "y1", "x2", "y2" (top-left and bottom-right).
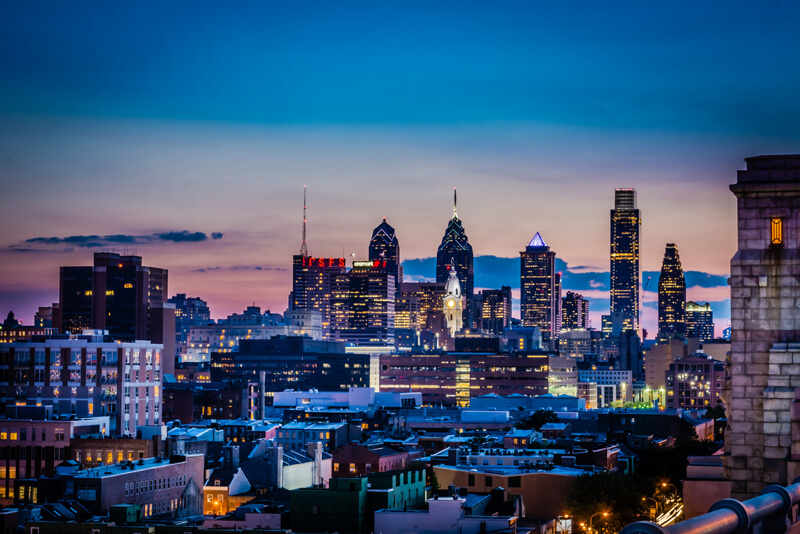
[{"x1": 3, "y1": 1, "x2": 800, "y2": 337}]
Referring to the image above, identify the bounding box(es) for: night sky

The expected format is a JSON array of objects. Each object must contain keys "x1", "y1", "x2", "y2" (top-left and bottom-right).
[{"x1": 2, "y1": 1, "x2": 800, "y2": 336}]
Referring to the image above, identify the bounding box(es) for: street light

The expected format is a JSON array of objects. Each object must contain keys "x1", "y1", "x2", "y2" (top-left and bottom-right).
[
  {"x1": 588, "y1": 511, "x2": 607, "y2": 533},
  {"x1": 643, "y1": 496, "x2": 659, "y2": 519}
]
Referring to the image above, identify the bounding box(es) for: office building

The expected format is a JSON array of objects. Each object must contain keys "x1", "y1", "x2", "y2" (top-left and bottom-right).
[
  {"x1": 211, "y1": 337, "x2": 371, "y2": 393},
  {"x1": 686, "y1": 301, "x2": 714, "y2": 341},
  {"x1": 0, "y1": 416, "x2": 110, "y2": 503},
  {"x1": 727, "y1": 155, "x2": 800, "y2": 497},
  {"x1": 477, "y1": 286, "x2": 512, "y2": 334},
  {"x1": 436, "y1": 190, "x2": 474, "y2": 329},
  {"x1": 184, "y1": 306, "x2": 289, "y2": 363},
  {"x1": 610, "y1": 188, "x2": 641, "y2": 333},
  {"x1": 665, "y1": 353, "x2": 725, "y2": 409},
  {"x1": 657, "y1": 243, "x2": 686, "y2": 341},
  {"x1": 548, "y1": 356, "x2": 578, "y2": 396},
  {"x1": 369, "y1": 218, "x2": 401, "y2": 295},
  {"x1": 520, "y1": 232, "x2": 557, "y2": 349},
  {"x1": 379, "y1": 351, "x2": 549, "y2": 406},
  {"x1": 329, "y1": 261, "x2": 395, "y2": 346},
  {"x1": 578, "y1": 367, "x2": 633, "y2": 407},
  {"x1": 56, "y1": 254, "x2": 173, "y2": 359},
  {"x1": 168, "y1": 294, "x2": 211, "y2": 362},
  {"x1": 291, "y1": 255, "x2": 346, "y2": 338},
  {"x1": 0, "y1": 332, "x2": 163, "y2": 436},
  {"x1": 558, "y1": 328, "x2": 602, "y2": 358},
  {"x1": 562, "y1": 291, "x2": 590, "y2": 330}
]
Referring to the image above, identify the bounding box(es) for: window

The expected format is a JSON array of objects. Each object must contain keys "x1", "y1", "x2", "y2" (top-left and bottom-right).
[
  {"x1": 509, "y1": 476, "x2": 521, "y2": 488},
  {"x1": 207, "y1": 494, "x2": 212, "y2": 502},
  {"x1": 468, "y1": 474, "x2": 475, "y2": 486},
  {"x1": 772, "y1": 218, "x2": 783, "y2": 245},
  {"x1": 485, "y1": 476, "x2": 493, "y2": 487}
]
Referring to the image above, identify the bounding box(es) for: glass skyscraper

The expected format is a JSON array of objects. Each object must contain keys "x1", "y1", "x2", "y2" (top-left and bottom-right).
[
  {"x1": 520, "y1": 232, "x2": 557, "y2": 349},
  {"x1": 610, "y1": 188, "x2": 641, "y2": 333},
  {"x1": 369, "y1": 218, "x2": 400, "y2": 295}
]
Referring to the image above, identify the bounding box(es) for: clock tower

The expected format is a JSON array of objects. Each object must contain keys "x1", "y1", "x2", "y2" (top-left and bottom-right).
[{"x1": 443, "y1": 260, "x2": 463, "y2": 336}]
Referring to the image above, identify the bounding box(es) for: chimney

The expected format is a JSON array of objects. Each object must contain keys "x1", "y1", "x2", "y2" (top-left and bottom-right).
[{"x1": 259, "y1": 371, "x2": 266, "y2": 420}]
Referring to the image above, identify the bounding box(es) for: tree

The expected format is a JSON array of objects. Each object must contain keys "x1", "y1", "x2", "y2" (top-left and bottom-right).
[
  {"x1": 516, "y1": 409, "x2": 559, "y2": 430},
  {"x1": 704, "y1": 405, "x2": 726, "y2": 420},
  {"x1": 565, "y1": 471, "x2": 646, "y2": 533},
  {"x1": 2, "y1": 311, "x2": 19, "y2": 330}
]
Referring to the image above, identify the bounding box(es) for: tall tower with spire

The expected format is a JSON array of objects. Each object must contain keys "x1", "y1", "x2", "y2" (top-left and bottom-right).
[{"x1": 436, "y1": 189, "x2": 474, "y2": 329}]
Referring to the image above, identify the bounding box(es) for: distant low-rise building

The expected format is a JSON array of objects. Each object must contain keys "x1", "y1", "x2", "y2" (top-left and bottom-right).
[
  {"x1": 665, "y1": 353, "x2": 726, "y2": 409},
  {"x1": 331, "y1": 443, "x2": 409, "y2": 478}
]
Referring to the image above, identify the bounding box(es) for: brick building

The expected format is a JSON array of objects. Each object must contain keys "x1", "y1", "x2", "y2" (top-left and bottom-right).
[
  {"x1": 379, "y1": 351, "x2": 549, "y2": 406},
  {"x1": 0, "y1": 333, "x2": 163, "y2": 436},
  {"x1": 0, "y1": 415, "x2": 109, "y2": 503},
  {"x1": 60, "y1": 453, "x2": 204, "y2": 517},
  {"x1": 331, "y1": 443, "x2": 409, "y2": 477}
]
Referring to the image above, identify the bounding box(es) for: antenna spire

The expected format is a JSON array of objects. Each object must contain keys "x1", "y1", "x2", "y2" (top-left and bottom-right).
[
  {"x1": 300, "y1": 186, "x2": 308, "y2": 257},
  {"x1": 453, "y1": 188, "x2": 458, "y2": 219}
]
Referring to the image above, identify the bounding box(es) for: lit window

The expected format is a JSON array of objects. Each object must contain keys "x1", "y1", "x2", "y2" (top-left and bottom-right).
[{"x1": 771, "y1": 218, "x2": 783, "y2": 245}]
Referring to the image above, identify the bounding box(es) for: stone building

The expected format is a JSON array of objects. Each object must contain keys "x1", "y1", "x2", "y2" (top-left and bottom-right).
[{"x1": 727, "y1": 155, "x2": 800, "y2": 498}]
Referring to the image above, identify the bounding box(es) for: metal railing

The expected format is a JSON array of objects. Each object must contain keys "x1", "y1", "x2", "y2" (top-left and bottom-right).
[{"x1": 621, "y1": 479, "x2": 800, "y2": 534}]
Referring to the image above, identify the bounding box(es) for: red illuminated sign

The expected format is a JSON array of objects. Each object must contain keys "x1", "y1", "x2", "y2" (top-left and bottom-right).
[{"x1": 302, "y1": 257, "x2": 346, "y2": 268}]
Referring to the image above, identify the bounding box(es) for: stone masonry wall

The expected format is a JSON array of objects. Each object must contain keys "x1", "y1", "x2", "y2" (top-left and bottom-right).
[{"x1": 727, "y1": 155, "x2": 800, "y2": 500}]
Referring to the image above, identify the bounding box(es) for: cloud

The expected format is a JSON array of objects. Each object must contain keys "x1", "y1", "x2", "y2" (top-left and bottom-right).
[
  {"x1": 10, "y1": 230, "x2": 225, "y2": 250},
  {"x1": 192, "y1": 265, "x2": 286, "y2": 273},
  {"x1": 155, "y1": 231, "x2": 207, "y2": 243}
]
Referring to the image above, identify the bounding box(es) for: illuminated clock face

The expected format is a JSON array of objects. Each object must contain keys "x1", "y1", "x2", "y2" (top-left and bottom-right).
[{"x1": 447, "y1": 300, "x2": 455, "y2": 308}]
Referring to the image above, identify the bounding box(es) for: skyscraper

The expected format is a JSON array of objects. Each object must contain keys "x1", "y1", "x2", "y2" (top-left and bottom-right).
[
  {"x1": 610, "y1": 188, "x2": 641, "y2": 333},
  {"x1": 369, "y1": 218, "x2": 400, "y2": 294},
  {"x1": 290, "y1": 187, "x2": 346, "y2": 337},
  {"x1": 657, "y1": 243, "x2": 686, "y2": 341},
  {"x1": 520, "y1": 232, "x2": 557, "y2": 349},
  {"x1": 685, "y1": 301, "x2": 714, "y2": 341},
  {"x1": 57, "y1": 252, "x2": 169, "y2": 343},
  {"x1": 436, "y1": 189, "x2": 474, "y2": 329},
  {"x1": 329, "y1": 260, "x2": 395, "y2": 345},
  {"x1": 478, "y1": 286, "x2": 512, "y2": 334},
  {"x1": 562, "y1": 291, "x2": 590, "y2": 330}
]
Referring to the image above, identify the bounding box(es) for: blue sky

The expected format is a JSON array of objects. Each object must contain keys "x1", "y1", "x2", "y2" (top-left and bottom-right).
[{"x1": 2, "y1": 1, "x2": 799, "y2": 336}]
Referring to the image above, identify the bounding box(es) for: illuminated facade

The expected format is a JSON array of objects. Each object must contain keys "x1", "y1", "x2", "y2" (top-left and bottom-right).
[
  {"x1": 0, "y1": 333, "x2": 162, "y2": 436},
  {"x1": 520, "y1": 232, "x2": 557, "y2": 349},
  {"x1": 477, "y1": 286, "x2": 512, "y2": 334},
  {"x1": 443, "y1": 262, "x2": 463, "y2": 336},
  {"x1": 610, "y1": 188, "x2": 640, "y2": 333},
  {"x1": 57, "y1": 253, "x2": 170, "y2": 344},
  {"x1": 184, "y1": 306, "x2": 290, "y2": 363},
  {"x1": 369, "y1": 218, "x2": 401, "y2": 295},
  {"x1": 561, "y1": 291, "x2": 590, "y2": 330},
  {"x1": 657, "y1": 243, "x2": 686, "y2": 342},
  {"x1": 665, "y1": 353, "x2": 725, "y2": 409},
  {"x1": 436, "y1": 190, "x2": 474, "y2": 329},
  {"x1": 686, "y1": 301, "x2": 714, "y2": 341},
  {"x1": 211, "y1": 337, "x2": 371, "y2": 392},
  {"x1": 379, "y1": 351, "x2": 549, "y2": 406},
  {"x1": 329, "y1": 261, "x2": 395, "y2": 345},
  {"x1": 291, "y1": 255, "x2": 347, "y2": 338},
  {"x1": 168, "y1": 293, "x2": 211, "y2": 361}
]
